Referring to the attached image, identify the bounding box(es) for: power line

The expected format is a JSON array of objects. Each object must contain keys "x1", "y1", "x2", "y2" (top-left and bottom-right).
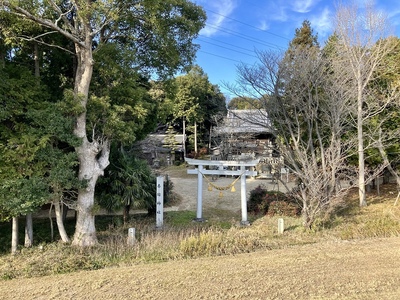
[
  {"x1": 204, "y1": 8, "x2": 290, "y2": 41},
  {"x1": 197, "y1": 38, "x2": 258, "y2": 58},
  {"x1": 197, "y1": 50, "x2": 249, "y2": 64},
  {"x1": 194, "y1": 4, "x2": 289, "y2": 69},
  {"x1": 199, "y1": 35, "x2": 255, "y2": 54},
  {"x1": 205, "y1": 23, "x2": 285, "y2": 50}
]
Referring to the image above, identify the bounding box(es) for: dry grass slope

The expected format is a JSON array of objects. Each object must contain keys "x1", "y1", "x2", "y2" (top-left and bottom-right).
[{"x1": 0, "y1": 238, "x2": 400, "y2": 299}]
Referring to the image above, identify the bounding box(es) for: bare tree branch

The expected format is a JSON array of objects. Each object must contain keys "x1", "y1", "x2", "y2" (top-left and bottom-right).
[
  {"x1": 47, "y1": 0, "x2": 76, "y2": 34},
  {"x1": 18, "y1": 32, "x2": 75, "y2": 55}
]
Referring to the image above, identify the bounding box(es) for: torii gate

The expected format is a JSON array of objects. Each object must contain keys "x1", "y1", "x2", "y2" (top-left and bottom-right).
[{"x1": 185, "y1": 158, "x2": 259, "y2": 225}]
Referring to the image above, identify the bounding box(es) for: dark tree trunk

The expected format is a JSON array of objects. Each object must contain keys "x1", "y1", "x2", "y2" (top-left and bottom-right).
[{"x1": 123, "y1": 204, "x2": 131, "y2": 225}]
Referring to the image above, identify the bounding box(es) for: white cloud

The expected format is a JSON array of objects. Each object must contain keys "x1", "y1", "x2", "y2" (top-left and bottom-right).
[
  {"x1": 265, "y1": 0, "x2": 319, "y2": 22},
  {"x1": 310, "y1": 7, "x2": 333, "y2": 38},
  {"x1": 272, "y1": 6, "x2": 289, "y2": 22},
  {"x1": 264, "y1": 2, "x2": 289, "y2": 22},
  {"x1": 198, "y1": 0, "x2": 237, "y2": 37},
  {"x1": 291, "y1": 0, "x2": 320, "y2": 13},
  {"x1": 258, "y1": 20, "x2": 270, "y2": 31}
]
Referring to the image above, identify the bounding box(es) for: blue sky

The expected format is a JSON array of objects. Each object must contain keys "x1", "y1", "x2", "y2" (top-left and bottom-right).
[{"x1": 192, "y1": 0, "x2": 400, "y2": 99}]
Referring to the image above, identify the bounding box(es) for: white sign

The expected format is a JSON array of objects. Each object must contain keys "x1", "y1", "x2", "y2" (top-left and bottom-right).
[{"x1": 156, "y1": 176, "x2": 164, "y2": 229}]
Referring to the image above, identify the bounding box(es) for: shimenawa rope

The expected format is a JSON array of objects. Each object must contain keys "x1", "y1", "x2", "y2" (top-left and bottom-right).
[{"x1": 199, "y1": 170, "x2": 245, "y2": 198}]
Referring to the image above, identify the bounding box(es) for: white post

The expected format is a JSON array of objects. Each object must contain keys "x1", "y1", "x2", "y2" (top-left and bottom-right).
[
  {"x1": 240, "y1": 165, "x2": 249, "y2": 225},
  {"x1": 156, "y1": 176, "x2": 164, "y2": 229},
  {"x1": 278, "y1": 218, "x2": 284, "y2": 234},
  {"x1": 183, "y1": 117, "x2": 186, "y2": 158},
  {"x1": 127, "y1": 227, "x2": 136, "y2": 246},
  {"x1": 196, "y1": 165, "x2": 204, "y2": 221},
  {"x1": 194, "y1": 121, "x2": 198, "y2": 153}
]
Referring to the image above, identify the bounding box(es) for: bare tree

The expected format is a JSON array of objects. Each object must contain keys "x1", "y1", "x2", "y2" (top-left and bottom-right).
[
  {"x1": 228, "y1": 47, "x2": 357, "y2": 229},
  {"x1": 276, "y1": 48, "x2": 358, "y2": 228},
  {"x1": 333, "y1": 1, "x2": 397, "y2": 206}
]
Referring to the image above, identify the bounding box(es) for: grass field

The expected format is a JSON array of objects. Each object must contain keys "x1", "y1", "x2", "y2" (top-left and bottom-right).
[{"x1": 1, "y1": 173, "x2": 400, "y2": 299}]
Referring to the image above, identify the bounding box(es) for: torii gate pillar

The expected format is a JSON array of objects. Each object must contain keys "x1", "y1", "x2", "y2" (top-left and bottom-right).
[
  {"x1": 196, "y1": 164, "x2": 204, "y2": 221},
  {"x1": 240, "y1": 165, "x2": 248, "y2": 224},
  {"x1": 185, "y1": 158, "x2": 259, "y2": 225}
]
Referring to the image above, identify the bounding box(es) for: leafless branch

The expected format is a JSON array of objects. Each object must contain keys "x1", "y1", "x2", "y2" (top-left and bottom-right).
[
  {"x1": 47, "y1": 0, "x2": 76, "y2": 33},
  {"x1": 19, "y1": 33, "x2": 75, "y2": 55}
]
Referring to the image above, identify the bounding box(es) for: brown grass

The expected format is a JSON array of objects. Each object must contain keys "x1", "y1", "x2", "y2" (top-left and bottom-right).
[
  {"x1": 1, "y1": 238, "x2": 400, "y2": 299},
  {"x1": 1, "y1": 178, "x2": 400, "y2": 299}
]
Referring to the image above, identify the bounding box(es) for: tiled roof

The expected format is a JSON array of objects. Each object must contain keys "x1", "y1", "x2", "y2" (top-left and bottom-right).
[{"x1": 215, "y1": 109, "x2": 273, "y2": 134}]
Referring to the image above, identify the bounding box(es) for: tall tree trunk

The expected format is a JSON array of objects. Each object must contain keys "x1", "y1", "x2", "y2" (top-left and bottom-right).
[
  {"x1": 0, "y1": 48, "x2": 4, "y2": 68},
  {"x1": 72, "y1": 42, "x2": 109, "y2": 246},
  {"x1": 123, "y1": 204, "x2": 131, "y2": 225},
  {"x1": 22, "y1": 43, "x2": 39, "y2": 248},
  {"x1": 357, "y1": 87, "x2": 366, "y2": 207},
  {"x1": 24, "y1": 213, "x2": 33, "y2": 247},
  {"x1": 54, "y1": 198, "x2": 70, "y2": 243},
  {"x1": 183, "y1": 117, "x2": 186, "y2": 158},
  {"x1": 11, "y1": 217, "x2": 18, "y2": 254},
  {"x1": 73, "y1": 138, "x2": 110, "y2": 246},
  {"x1": 33, "y1": 42, "x2": 40, "y2": 78},
  {"x1": 209, "y1": 125, "x2": 212, "y2": 150},
  {"x1": 194, "y1": 121, "x2": 198, "y2": 154},
  {"x1": 49, "y1": 204, "x2": 54, "y2": 241},
  {"x1": 62, "y1": 203, "x2": 69, "y2": 223}
]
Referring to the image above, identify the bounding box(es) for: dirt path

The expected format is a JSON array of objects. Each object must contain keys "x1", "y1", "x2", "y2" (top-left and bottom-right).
[
  {"x1": 1, "y1": 237, "x2": 400, "y2": 299},
  {"x1": 168, "y1": 175, "x2": 291, "y2": 213}
]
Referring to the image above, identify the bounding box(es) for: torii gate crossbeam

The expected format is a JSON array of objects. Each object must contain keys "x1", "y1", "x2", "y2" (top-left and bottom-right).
[{"x1": 185, "y1": 158, "x2": 259, "y2": 225}]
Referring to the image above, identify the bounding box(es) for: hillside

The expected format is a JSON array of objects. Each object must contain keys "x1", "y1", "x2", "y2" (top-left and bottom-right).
[
  {"x1": 0, "y1": 237, "x2": 400, "y2": 299},
  {"x1": 1, "y1": 166, "x2": 400, "y2": 299}
]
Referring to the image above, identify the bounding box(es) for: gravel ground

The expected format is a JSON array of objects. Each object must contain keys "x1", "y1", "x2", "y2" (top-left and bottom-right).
[{"x1": 168, "y1": 174, "x2": 292, "y2": 213}]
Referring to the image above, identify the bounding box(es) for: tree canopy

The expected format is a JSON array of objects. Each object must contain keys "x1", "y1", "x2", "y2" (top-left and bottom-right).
[
  {"x1": 157, "y1": 65, "x2": 226, "y2": 152},
  {"x1": 0, "y1": 0, "x2": 206, "y2": 247}
]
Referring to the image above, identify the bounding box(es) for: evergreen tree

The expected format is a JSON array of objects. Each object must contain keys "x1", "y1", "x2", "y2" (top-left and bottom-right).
[
  {"x1": 1, "y1": 0, "x2": 206, "y2": 246},
  {"x1": 97, "y1": 145, "x2": 156, "y2": 224},
  {"x1": 289, "y1": 20, "x2": 319, "y2": 49},
  {"x1": 168, "y1": 65, "x2": 226, "y2": 153}
]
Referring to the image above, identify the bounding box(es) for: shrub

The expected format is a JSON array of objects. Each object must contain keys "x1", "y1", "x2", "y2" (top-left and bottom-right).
[
  {"x1": 267, "y1": 201, "x2": 301, "y2": 217},
  {"x1": 248, "y1": 185, "x2": 269, "y2": 214},
  {"x1": 248, "y1": 185, "x2": 297, "y2": 216}
]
